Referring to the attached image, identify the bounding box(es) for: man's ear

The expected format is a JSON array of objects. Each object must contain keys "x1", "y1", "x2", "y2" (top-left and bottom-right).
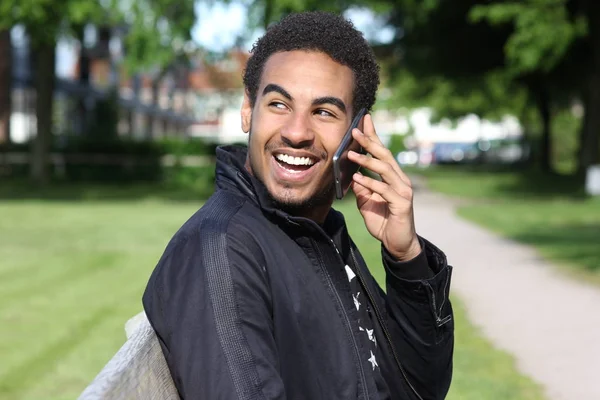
[{"x1": 241, "y1": 90, "x2": 253, "y2": 133}]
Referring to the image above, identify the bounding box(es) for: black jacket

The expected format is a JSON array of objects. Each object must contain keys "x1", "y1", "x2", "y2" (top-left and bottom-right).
[{"x1": 142, "y1": 145, "x2": 454, "y2": 400}]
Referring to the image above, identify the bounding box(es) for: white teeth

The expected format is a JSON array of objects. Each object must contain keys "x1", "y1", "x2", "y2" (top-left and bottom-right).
[{"x1": 275, "y1": 154, "x2": 315, "y2": 166}]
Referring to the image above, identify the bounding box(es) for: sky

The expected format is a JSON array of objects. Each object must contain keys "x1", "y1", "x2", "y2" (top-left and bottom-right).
[
  {"x1": 50, "y1": 2, "x2": 395, "y2": 78},
  {"x1": 191, "y1": 2, "x2": 395, "y2": 53}
]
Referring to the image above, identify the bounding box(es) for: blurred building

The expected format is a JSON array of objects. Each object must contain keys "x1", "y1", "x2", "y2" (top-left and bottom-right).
[
  {"x1": 184, "y1": 49, "x2": 248, "y2": 144},
  {"x1": 73, "y1": 46, "x2": 250, "y2": 142},
  {"x1": 6, "y1": 24, "x2": 250, "y2": 143}
]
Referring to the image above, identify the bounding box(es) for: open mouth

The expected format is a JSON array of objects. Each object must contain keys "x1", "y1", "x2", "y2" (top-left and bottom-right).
[{"x1": 274, "y1": 153, "x2": 317, "y2": 173}]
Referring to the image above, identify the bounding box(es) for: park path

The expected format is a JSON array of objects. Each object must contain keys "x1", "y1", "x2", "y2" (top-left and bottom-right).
[{"x1": 410, "y1": 179, "x2": 600, "y2": 400}]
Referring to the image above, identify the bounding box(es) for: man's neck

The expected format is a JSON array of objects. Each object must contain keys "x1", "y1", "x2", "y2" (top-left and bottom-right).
[{"x1": 293, "y1": 204, "x2": 331, "y2": 225}]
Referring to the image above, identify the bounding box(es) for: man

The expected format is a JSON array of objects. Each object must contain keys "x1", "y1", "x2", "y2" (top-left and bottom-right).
[{"x1": 143, "y1": 11, "x2": 453, "y2": 400}]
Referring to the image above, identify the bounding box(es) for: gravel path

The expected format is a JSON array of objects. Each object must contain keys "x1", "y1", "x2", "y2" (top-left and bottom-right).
[{"x1": 411, "y1": 184, "x2": 600, "y2": 400}]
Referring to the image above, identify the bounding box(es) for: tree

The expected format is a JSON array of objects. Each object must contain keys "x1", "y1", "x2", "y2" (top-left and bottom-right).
[
  {"x1": 122, "y1": 0, "x2": 196, "y2": 139},
  {"x1": 348, "y1": 0, "x2": 591, "y2": 174},
  {"x1": 388, "y1": 0, "x2": 597, "y2": 173},
  {"x1": 469, "y1": 0, "x2": 591, "y2": 173},
  {"x1": 570, "y1": 0, "x2": 600, "y2": 173},
  {"x1": 0, "y1": 1, "x2": 110, "y2": 184},
  {"x1": 0, "y1": 0, "x2": 197, "y2": 184}
]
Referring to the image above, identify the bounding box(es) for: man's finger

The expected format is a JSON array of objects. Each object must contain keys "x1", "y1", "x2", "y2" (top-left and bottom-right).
[
  {"x1": 350, "y1": 179, "x2": 373, "y2": 208},
  {"x1": 352, "y1": 125, "x2": 412, "y2": 187},
  {"x1": 352, "y1": 172, "x2": 410, "y2": 207},
  {"x1": 361, "y1": 114, "x2": 384, "y2": 146},
  {"x1": 348, "y1": 151, "x2": 412, "y2": 200}
]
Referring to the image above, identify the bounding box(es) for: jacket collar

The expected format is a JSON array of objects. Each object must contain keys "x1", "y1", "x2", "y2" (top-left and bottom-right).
[
  {"x1": 215, "y1": 144, "x2": 284, "y2": 218},
  {"x1": 214, "y1": 145, "x2": 349, "y2": 243}
]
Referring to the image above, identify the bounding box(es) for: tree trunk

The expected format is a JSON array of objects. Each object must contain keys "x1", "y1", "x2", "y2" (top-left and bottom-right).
[
  {"x1": 146, "y1": 80, "x2": 159, "y2": 139},
  {"x1": 578, "y1": 90, "x2": 600, "y2": 173},
  {"x1": 534, "y1": 85, "x2": 553, "y2": 174},
  {"x1": 163, "y1": 85, "x2": 176, "y2": 136},
  {"x1": 578, "y1": 1, "x2": 600, "y2": 173},
  {"x1": 145, "y1": 68, "x2": 167, "y2": 139},
  {"x1": 30, "y1": 40, "x2": 56, "y2": 185},
  {"x1": 129, "y1": 73, "x2": 141, "y2": 137},
  {"x1": 127, "y1": 107, "x2": 134, "y2": 138},
  {"x1": 0, "y1": 29, "x2": 11, "y2": 143},
  {"x1": 74, "y1": 24, "x2": 90, "y2": 136}
]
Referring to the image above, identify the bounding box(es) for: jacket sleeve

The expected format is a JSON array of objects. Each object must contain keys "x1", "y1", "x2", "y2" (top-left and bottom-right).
[
  {"x1": 381, "y1": 236, "x2": 454, "y2": 400},
  {"x1": 142, "y1": 226, "x2": 286, "y2": 400}
]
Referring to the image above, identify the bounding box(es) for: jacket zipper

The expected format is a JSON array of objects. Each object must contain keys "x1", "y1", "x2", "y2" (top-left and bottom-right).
[
  {"x1": 423, "y1": 279, "x2": 452, "y2": 327},
  {"x1": 349, "y1": 248, "x2": 424, "y2": 400},
  {"x1": 312, "y1": 238, "x2": 371, "y2": 400}
]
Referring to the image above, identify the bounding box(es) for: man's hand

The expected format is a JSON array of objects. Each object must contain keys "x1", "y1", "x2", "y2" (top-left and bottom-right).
[{"x1": 347, "y1": 114, "x2": 421, "y2": 262}]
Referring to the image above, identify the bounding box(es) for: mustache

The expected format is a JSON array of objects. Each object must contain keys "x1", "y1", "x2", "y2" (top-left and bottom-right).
[{"x1": 264, "y1": 141, "x2": 328, "y2": 160}]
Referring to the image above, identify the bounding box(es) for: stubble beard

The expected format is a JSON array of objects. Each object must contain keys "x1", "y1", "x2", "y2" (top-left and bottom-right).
[{"x1": 247, "y1": 130, "x2": 336, "y2": 216}]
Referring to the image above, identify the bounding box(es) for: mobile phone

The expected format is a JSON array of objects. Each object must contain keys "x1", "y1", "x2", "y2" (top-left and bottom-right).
[{"x1": 333, "y1": 108, "x2": 367, "y2": 200}]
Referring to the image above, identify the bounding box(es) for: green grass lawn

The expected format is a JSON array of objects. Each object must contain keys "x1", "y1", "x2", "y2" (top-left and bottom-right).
[
  {"x1": 412, "y1": 166, "x2": 600, "y2": 284},
  {"x1": 0, "y1": 186, "x2": 544, "y2": 399}
]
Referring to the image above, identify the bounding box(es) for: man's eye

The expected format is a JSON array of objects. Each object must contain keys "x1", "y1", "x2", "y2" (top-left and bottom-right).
[
  {"x1": 269, "y1": 102, "x2": 287, "y2": 110},
  {"x1": 315, "y1": 109, "x2": 334, "y2": 118}
]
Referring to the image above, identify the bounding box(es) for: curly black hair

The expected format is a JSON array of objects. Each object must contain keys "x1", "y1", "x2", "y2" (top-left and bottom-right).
[{"x1": 243, "y1": 11, "x2": 380, "y2": 115}]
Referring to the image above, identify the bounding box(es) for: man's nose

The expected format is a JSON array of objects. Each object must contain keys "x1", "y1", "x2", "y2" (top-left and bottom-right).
[{"x1": 280, "y1": 112, "x2": 315, "y2": 148}]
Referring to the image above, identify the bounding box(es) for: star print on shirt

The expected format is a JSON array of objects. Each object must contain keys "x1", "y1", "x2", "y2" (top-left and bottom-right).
[
  {"x1": 353, "y1": 292, "x2": 361, "y2": 311},
  {"x1": 345, "y1": 265, "x2": 356, "y2": 282},
  {"x1": 368, "y1": 350, "x2": 378, "y2": 370},
  {"x1": 366, "y1": 328, "x2": 377, "y2": 347}
]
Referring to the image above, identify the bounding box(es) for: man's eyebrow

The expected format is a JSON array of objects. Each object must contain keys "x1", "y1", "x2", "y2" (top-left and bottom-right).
[
  {"x1": 312, "y1": 96, "x2": 347, "y2": 114},
  {"x1": 262, "y1": 84, "x2": 293, "y2": 100}
]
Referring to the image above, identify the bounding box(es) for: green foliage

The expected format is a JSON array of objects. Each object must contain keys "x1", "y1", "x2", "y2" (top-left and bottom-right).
[
  {"x1": 155, "y1": 137, "x2": 219, "y2": 157},
  {"x1": 372, "y1": 0, "x2": 533, "y2": 125},
  {"x1": 470, "y1": 0, "x2": 588, "y2": 75},
  {"x1": 0, "y1": 0, "x2": 113, "y2": 44},
  {"x1": 370, "y1": 0, "x2": 597, "y2": 172},
  {"x1": 379, "y1": 67, "x2": 529, "y2": 123},
  {"x1": 163, "y1": 164, "x2": 216, "y2": 195},
  {"x1": 551, "y1": 108, "x2": 582, "y2": 174},
  {"x1": 60, "y1": 137, "x2": 163, "y2": 156},
  {"x1": 248, "y1": 0, "x2": 348, "y2": 30},
  {"x1": 387, "y1": 134, "x2": 407, "y2": 155},
  {"x1": 1, "y1": 136, "x2": 221, "y2": 184},
  {"x1": 122, "y1": 0, "x2": 196, "y2": 73},
  {"x1": 0, "y1": 137, "x2": 221, "y2": 158},
  {"x1": 58, "y1": 137, "x2": 164, "y2": 182},
  {"x1": 0, "y1": 0, "x2": 196, "y2": 71}
]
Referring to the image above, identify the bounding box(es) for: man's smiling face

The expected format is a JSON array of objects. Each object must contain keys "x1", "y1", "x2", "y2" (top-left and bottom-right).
[{"x1": 241, "y1": 50, "x2": 355, "y2": 216}]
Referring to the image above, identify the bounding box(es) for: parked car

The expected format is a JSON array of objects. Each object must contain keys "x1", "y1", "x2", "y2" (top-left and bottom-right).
[
  {"x1": 396, "y1": 150, "x2": 419, "y2": 166},
  {"x1": 432, "y1": 142, "x2": 480, "y2": 164}
]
